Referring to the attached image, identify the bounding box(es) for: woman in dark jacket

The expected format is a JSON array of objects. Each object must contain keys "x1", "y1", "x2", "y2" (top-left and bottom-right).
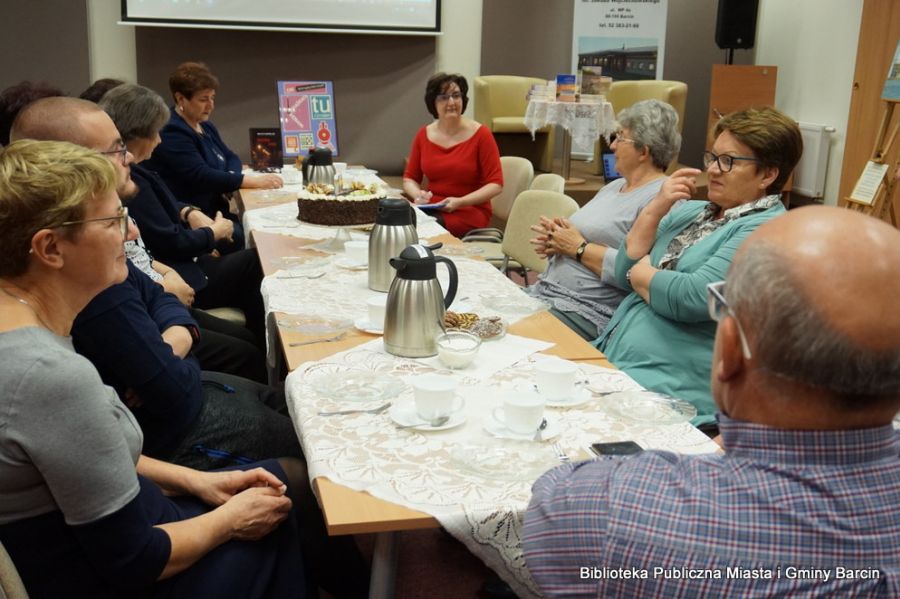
[{"x1": 145, "y1": 62, "x2": 283, "y2": 252}]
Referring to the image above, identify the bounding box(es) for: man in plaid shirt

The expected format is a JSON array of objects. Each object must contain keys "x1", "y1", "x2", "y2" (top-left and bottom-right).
[{"x1": 523, "y1": 206, "x2": 900, "y2": 597}]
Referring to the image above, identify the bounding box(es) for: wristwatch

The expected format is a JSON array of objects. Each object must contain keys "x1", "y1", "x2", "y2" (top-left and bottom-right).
[
  {"x1": 181, "y1": 205, "x2": 202, "y2": 223},
  {"x1": 575, "y1": 241, "x2": 588, "y2": 263}
]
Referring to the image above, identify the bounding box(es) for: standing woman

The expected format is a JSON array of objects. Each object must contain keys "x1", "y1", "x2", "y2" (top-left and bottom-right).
[
  {"x1": 146, "y1": 62, "x2": 283, "y2": 252},
  {"x1": 0, "y1": 140, "x2": 308, "y2": 598},
  {"x1": 403, "y1": 72, "x2": 503, "y2": 237}
]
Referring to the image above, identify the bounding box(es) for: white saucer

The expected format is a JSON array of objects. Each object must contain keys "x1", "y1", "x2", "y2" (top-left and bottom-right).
[
  {"x1": 335, "y1": 257, "x2": 368, "y2": 270},
  {"x1": 354, "y1": 318, "x2": 383, "y2": 335},
  {"x1": 544, "y1": 386, "x2": 592, "y2": 408},
  {"x1": 389, "y1": 402, "x2": 465, "y2": 431},
  {"x1": 484, "y1": 415, "x2": 560, "y2": 441}
]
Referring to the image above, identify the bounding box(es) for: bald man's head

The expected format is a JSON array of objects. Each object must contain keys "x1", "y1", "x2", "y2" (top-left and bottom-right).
[
  {"x1": 726, "y1": 206, "x2": 900, "y2": 407},
  {"x1": 11, "y1": 96, "x2": 138, "y2": 200},
  {"x1": 10, "y1": 96, "x2": 102, "y2": 146}
]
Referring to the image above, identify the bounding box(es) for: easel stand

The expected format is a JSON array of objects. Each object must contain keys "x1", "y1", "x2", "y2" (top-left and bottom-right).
[{"x1": 844, "y1": 99, "x2": 900, "y2": 226}]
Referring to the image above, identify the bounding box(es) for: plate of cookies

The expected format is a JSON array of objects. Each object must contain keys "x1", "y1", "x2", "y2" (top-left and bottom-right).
[{"x1": 443, "y1": 311, "x2": 507, "y2": 341}]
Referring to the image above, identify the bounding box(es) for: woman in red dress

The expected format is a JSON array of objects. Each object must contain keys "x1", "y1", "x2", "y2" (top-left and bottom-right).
[{"x1": 403, "y1": 73, "x2": 504, "y2": 237}]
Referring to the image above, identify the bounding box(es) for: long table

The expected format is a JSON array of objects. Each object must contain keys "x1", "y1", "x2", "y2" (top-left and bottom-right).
[{"x1": 241, "y1": 187, "x2": 716, "y2": 598}]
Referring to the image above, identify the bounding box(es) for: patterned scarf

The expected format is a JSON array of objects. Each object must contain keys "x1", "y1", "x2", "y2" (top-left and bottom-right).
[{"x1": 658, "y1": 194, "x2": 782, "y2": 271}]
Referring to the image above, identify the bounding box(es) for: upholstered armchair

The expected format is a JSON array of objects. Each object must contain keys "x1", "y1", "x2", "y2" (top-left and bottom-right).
[
  {"x1": 593, "y1": 80, "x2": 687, "y2": 175},
  {"x1": 474, "y1": 76, "x2": 555, "y2": 173}
]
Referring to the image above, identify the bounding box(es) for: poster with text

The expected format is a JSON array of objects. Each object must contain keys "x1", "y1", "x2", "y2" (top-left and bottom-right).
[
  {"x1": 571, "y1": 0, "x2": 668, "y2": 157},
  {"x1": 277, "y1": 81, "x2": 339, "y2": 157}
]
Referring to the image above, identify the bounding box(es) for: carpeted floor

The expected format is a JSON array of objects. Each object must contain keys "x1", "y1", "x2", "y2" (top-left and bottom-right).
[{"x1": 354, "y1": 529, "x2": 502, "y2": 598}]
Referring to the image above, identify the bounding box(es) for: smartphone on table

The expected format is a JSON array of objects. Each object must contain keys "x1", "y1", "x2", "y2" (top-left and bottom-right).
[{"x1": 589, "y1": 441, "x2": 644, "y2": 457}]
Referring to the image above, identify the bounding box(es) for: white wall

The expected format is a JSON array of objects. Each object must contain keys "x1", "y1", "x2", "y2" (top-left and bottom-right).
[
  {"x1": 756, "y1": 0, "x2": 863, "y2": 205},
  {"x1": 436, "y1": 0, "x2": 483, "y2": 113},
  {"x1": 86, "y1": 0, "x2": 137, "y2": 82}
]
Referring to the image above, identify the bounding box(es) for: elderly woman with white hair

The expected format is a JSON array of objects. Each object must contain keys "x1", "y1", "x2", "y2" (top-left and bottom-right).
[{"x1": 528, "y1": 99, "x2": 681, "y2": 340}]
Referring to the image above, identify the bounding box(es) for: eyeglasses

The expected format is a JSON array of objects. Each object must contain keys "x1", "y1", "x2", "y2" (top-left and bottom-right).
[
  {"x1": 703, "y1": 150, "x2": 759, "y2": 173},
  {"x1": 613, "y1": 130, "x2": 636, "y2": 145},
  {"x1": 435, "y1": 92, "x2": 463, "y2": 103},
  {"x1": 99, "y1": 143, "x2": 129, "y2": 165},
  {"x1": 57, "y1": 205, "x2": 129, "y2": 239},
  {"x1": 707, "y1": 281, "x2": 752, "y2": 359}
]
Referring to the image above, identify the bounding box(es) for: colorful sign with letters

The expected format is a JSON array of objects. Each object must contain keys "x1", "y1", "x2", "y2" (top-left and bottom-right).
[{"x1": 277, "y1": 81, "x2": 339, "y2": 157}]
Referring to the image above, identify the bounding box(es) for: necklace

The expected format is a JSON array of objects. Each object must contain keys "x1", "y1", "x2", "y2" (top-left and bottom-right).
[{"x1": 0, "y1": 285, "x2": 58, "y2": 334}]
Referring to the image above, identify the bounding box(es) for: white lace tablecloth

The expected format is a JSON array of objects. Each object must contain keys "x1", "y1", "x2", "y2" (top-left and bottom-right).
[
  {"x1": 524, "y1": 99, "x2": 617, "y2": 149},
  {"x1": 285, "y1": 350, "x2": 720, "y2": 598},
  {"x1": 261, "y1": 256, "x2": 548, "y2": 328},
  {"x1": 244, "y1": 199, "x2": 447, "y2": 243}
]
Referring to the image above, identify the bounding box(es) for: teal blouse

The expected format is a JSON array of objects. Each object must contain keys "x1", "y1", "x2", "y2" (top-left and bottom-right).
[{"x1": 595, "y1": 199, "x2": 786, "y2": 426}]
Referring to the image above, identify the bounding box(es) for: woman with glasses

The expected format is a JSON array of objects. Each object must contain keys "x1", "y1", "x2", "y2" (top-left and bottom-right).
[
  {"x1": 595, "y1": 106, "x2": 802, "y2": 431},
  {"x1": 402, "y1": 72, "x2": 503, "y2": 237},
  {"x1": 526, "y1": 99, "x2": 680, "y2": 341},
  {"x1": 146, "y1": 62, "x2": 283, "y2": 253},
  {"x1": 0, "y1": 140, "x2": 310, "y2": 598}
]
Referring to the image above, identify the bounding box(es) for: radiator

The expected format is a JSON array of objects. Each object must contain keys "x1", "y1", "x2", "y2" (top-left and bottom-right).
[{"x1": 793, "y1": 123, "x2": 835, "y2": 199}]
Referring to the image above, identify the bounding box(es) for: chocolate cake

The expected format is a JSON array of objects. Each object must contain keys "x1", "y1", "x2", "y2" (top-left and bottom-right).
[{"x1": 296, "y1": 183, "x2": 384, "y2": 226}]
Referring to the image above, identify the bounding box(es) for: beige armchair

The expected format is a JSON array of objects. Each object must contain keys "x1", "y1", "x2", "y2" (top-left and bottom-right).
[
  {"x1": 474, "y1": 76, "x2": 555, "y2": 173},
  {"x1": 593, "y1": 80, "x2": 687, "y2": 175}
]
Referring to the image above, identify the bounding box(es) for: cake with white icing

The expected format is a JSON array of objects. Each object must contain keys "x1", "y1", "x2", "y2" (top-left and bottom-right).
[{"x1": 296, "y1": 182, "x2": 385, "y2": 226}]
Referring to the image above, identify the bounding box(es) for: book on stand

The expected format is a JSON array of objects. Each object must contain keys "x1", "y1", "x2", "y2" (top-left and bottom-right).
[
  {"x1": 249, "y1": 128, "x2": 283, "y2": 171},
  {"x1": 556, "y1": 74, "x2": 578, "y2": 102}
]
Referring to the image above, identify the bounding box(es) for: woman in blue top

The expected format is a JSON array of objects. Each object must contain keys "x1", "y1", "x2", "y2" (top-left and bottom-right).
[
  {"x1": 146, "y1": 62, "x2": 283, "y2": 253},
  {"x1": 596, "y1": 106, "x2": 803, "y2": 432}
]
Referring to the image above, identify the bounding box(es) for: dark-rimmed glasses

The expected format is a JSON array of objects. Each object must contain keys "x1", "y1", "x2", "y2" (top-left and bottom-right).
[
  {"x1": 707, "y1": 281, "x2": 752, "y2": 359},
  {"x1": 99, "y1": 142, "x2": 129, "y2": 165},
  {"x1": 436, "y1": 92, "x2": 463, "y2": 103},
  {"x1": 703, "y1": 150, "x2": 759, "y2": 173},
  {"x1": 57, "y1": 205, "x2": 129, "y2": 239}
]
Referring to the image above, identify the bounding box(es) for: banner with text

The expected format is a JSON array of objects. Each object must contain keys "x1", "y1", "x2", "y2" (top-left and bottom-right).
[{"x1": 571, "y1": 0, "x2": 668, "y2": 157}]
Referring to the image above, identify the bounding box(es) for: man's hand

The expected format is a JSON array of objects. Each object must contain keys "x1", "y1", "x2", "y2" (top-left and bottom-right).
[
  {"x1": 160, "y1": 270, "x2": 195, "y2": 307},
  {"x1": 161, "y1": 325, "x2": 194, "y2": 359},
  {"x1": 208, "y1": 211, "x2": 234, "y2": 243}
]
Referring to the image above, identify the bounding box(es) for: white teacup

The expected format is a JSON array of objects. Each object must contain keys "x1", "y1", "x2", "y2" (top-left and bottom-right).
[
  {"x1": 534, "y1": 359, "x2": 578, "y2": 400},
  {"x1": 344, "y1": 240, "x2": 368, "y2": 265},
  {"x1": 492, "y1": 390, "x2": 545, "y2": 435},
  {"x1": 412, "y1": 374, "x2": 464, "y2": 421},
  {"x1": 366, "y1": 295, "x2": 387, "y2": 329}
]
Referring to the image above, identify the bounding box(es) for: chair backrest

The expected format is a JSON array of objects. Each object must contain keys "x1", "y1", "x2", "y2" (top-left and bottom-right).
[
  {"x1": 607, "y1": 80, "x2": 688, "y2": 133},
  {"x1": 502, "y1": 190, "x2": 579, "y2": 273},
  {"x1": 492, "y1": 156, "x2": 534, "y2": 222},
  {"x1": 0, "y1": 542, "x2": 28, "y2": 599},
  {"x1": 529, "y1": 173, "x2": 566, "y2": 194},
  {"x1": 474, "y1": 75, "x2": 546, "y2": 127}
]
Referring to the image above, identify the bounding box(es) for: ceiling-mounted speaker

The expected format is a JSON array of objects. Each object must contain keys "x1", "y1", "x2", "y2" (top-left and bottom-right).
[{"x1": 715, "y1": 0, "x2": 760, "y2": 50}]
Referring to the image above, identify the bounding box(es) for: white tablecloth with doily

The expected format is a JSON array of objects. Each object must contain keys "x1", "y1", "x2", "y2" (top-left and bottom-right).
[
  {"x1": 524, "y1": 99, "x2": 617, "y2": 149},
  {"x1": 285, "y1": 347, "x2": 720, "y2": 598},
  {"x1": 261, "y1": 256, "x2": 549, "y2": 328},
  {"x1": 244, "y1": 200, "x2": 447, "y2": 243}
]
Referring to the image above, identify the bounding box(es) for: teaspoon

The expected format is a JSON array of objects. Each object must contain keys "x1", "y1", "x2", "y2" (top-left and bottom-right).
[{"x1": 397, "y1": 415, "x2": 450, "y2": 430}]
